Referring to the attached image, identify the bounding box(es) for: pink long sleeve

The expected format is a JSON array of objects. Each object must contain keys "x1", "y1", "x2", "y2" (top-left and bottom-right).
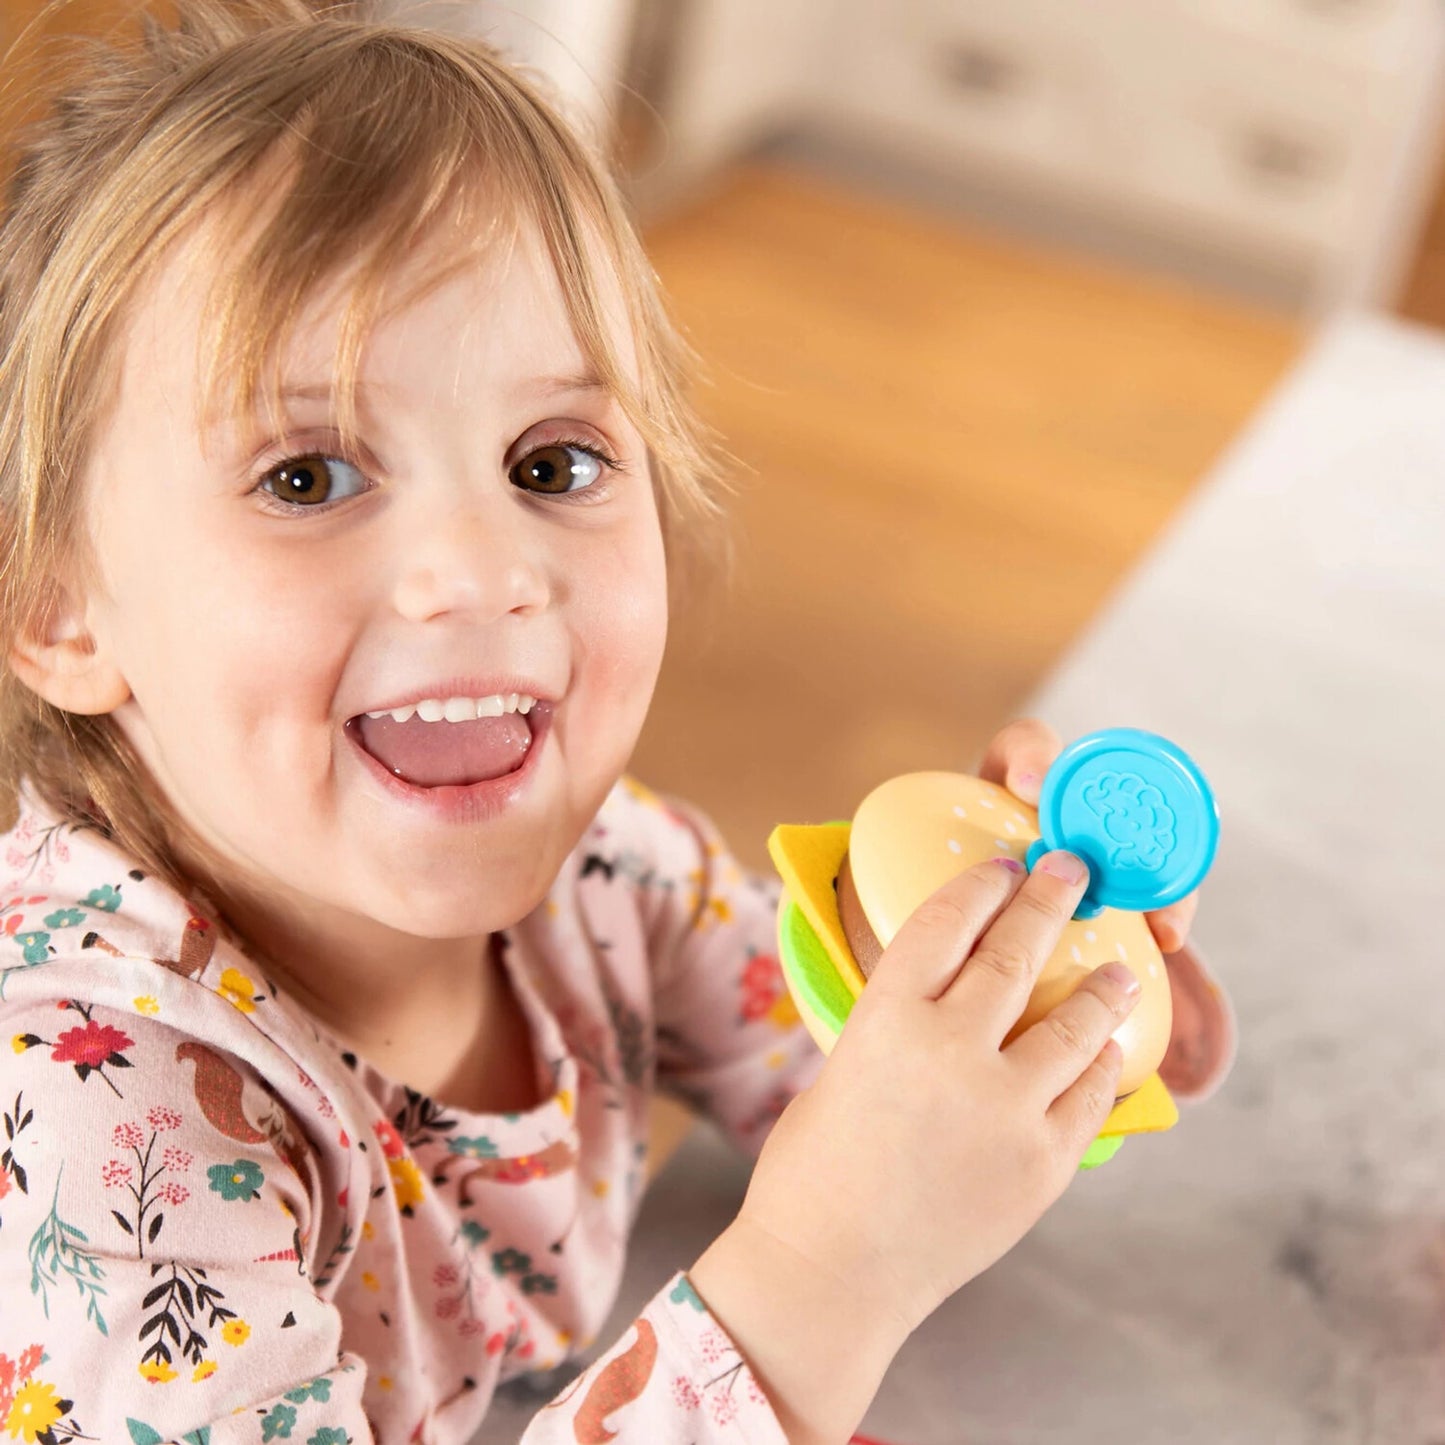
[{"x1": 0, "y1": 777, "x2": 819, "y2": 1442}]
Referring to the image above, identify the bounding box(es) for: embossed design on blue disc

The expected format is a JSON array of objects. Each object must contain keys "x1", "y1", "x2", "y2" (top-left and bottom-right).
[
  {"x1": 1035, "y1": 728, "x2": 1219, "y2": 916},
  {"x1": 1080, "y1": 770, "x2": 1177, "y2": 872}
]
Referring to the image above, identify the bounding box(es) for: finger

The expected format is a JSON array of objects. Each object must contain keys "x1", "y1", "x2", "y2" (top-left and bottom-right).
[
  {"x1": 976, "y1": 717, "x2": 1062, "y2": 806},
  {"x1": 1158, "y1": 939, "x2": 1237, "y2": 1101},
  {"x1": 1048, "y1": 1038, "x2": 1125, "y2": 1154},
  {"x1": 1005, "y1": 961, "x2": 1140, "y2": 1101},
  {"x1": 864, "y1": 857, "x2": 1028, "y2": 1004},
  {"x1": 1146, "y1": 891, "x2": 1199, "y2": 954},
  {"x1": 942, "y1": 850, "x2": 1090, "y2": 1045}
]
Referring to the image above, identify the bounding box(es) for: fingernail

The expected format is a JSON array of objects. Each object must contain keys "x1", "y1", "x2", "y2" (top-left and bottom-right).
[
  {"x1": 1098, "y1": 961, "x2": 1140, "y2": 996},
  {"x1": 1037, "y1": 851, "x2": 1087, "y2": 886},
  {"x1": 994, "y1": 857, "x2": 1026, "y2": 874}
]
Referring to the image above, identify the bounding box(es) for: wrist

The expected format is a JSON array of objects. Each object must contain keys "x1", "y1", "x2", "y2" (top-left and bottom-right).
[{"x1": 689, "y1": 1213, "x2": 909, "y2": 1445}]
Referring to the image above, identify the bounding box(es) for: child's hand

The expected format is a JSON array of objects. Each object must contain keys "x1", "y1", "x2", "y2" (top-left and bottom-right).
[
  {"x1": 691, "y1": 851, "x2": 1137, "y2": 1443},
  {"x1": 978, "y1": 716, "x2": 1200, "y2": 953}
]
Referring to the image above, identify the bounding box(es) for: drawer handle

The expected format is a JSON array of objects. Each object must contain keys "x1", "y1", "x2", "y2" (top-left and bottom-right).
[
  {"x1": 1294, "y1": 0, "x2": 1385, "y2": 17},
  {"x1": 939, "y1": 42, "x2": 1024, "y2": 97},
  {"x1": 1235, "y1": 126, "x2": 1335, "y2": 185}
]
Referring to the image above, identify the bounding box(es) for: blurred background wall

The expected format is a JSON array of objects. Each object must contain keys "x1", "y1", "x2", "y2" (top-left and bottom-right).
[{"x1": 2, "y1": 0, "x2": 1443, "y2": 865}]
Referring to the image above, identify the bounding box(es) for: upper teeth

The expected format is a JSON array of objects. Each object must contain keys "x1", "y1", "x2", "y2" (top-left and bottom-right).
[{"x1": 365, "y1": 694, "x2": 538, "y2": 723}]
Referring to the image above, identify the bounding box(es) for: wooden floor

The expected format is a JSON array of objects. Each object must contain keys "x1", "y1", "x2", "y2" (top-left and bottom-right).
[
  {"x1": 633, "y1": 163, "x2": 1301, "y2": 869},
  {"x1": 1400, "y1": 130, "x2": 1445, "y2": 327}
]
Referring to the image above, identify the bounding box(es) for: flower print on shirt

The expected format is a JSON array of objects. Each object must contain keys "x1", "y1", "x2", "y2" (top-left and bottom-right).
[
  {"x1": 738, "y1": 950, "x2": 800, "y2": 1031},
  {"x1": 206, "y1": 1158, "x2": 265, "y2": 1202},
  {"x1": 1, "y1": 776, "x2": 814, "y2": 1440},
  {"x1": 103, "y1": 1107, "x2": 191, "y2": 1258},
  {"x1": 0, "y1": 1344, "x2": 90, "y2": 1445},
  {"x1": 136, "y1": 1260, "x2": 239, "y2": 1381},
  {"x1": 11, "y1": 1001, "x2": 135, "y2": 1096}
]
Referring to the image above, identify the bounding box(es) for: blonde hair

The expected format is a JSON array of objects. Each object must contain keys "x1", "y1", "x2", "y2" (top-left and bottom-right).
[{"x1": 0, "y1": 0, "x2": 726, "y2": 899}]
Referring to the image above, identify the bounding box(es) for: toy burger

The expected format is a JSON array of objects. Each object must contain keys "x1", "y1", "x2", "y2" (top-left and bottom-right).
[{"x1": 768, "y1": 728, "x2": 1220, "y2": 1168}]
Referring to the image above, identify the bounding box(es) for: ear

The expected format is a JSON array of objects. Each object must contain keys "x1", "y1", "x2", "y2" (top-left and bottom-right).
[{"x1": 8, "y1": 584, "x2": 130, "y2": 716}]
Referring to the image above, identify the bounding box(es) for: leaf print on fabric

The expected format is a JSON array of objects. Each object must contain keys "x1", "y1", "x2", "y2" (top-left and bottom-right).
[
  {"x1": 311, "y1": 1222, "x2": 353, "y2": 1289},
  {"x1": 430, "y1": 1225, "x2": 493, "y2": 1333},
  {"x1": 2, "y1": 1090, "x2": 35, "y2": 1207},
  {"x1": 392, "y1": 1088, "x2": 459, "y2": 1153},
  {"x1": 206, "y1": 1159, "x2": 264, "y2": 1202},
  {"x1": 605, "y1": 989, "x2": 651, "y2": 1092},
  {"x1": 131, "y1": 1422, "x2": 209, "y2": 1445},
  {"x1": 138, "y1": 1262, "x2": 237, "y2": 1374},
  {"x1": 6, "y1": 816, "x2": 85, "y2": 886},
  {"x1": 26, "y1": 1171, "x2": 110, "y2": 1335}
]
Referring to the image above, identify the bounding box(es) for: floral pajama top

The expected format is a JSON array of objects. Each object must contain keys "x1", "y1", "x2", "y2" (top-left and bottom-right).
[{"x1": 0, "y1": 777, "x2": 822, "y2": 1443}]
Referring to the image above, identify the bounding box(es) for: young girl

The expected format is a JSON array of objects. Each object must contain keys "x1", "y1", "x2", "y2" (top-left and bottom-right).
[{"x1": 0, "y1": 3, "x2": 1226, "y2": 1441}]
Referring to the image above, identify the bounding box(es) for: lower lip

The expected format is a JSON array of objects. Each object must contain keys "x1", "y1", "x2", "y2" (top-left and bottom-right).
[{"x1": 342, "y1": 706, "x2": 552, "y2": 824}]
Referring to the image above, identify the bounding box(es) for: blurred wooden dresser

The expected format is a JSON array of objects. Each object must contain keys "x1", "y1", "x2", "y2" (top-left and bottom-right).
[{"x1": 643, "y1": 0, "x2": 1445, "y2": 314}]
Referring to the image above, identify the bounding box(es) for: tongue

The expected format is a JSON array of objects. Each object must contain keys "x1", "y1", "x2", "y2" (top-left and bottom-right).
[{"x1": 356, "y1": 713, "x2": 533, "y2": 787}]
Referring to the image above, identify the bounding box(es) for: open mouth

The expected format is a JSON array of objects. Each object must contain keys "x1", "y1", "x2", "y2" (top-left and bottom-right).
[{"x1": 345, "y1": 692, "x2": 552, "y2": 789}]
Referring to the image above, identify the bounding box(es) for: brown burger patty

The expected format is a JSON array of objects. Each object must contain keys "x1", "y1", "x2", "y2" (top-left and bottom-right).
[{"x1": 835, "y1": 852, "x2": 884, "y2": 978}]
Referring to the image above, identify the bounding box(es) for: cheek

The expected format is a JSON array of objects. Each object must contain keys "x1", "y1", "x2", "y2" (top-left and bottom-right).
[
  {"x1": 97, "y1": 509, "x2": 354, "y2": 741},
  {"x1": 574, "y1": 522, "x2": 668, "y2": 699}
]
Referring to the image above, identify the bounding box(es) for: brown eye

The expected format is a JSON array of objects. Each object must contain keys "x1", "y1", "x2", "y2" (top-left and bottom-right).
[
  {"x1": 511, "y1": 443, "x2": 607, "y2": 496},
  {"x1": 261, "y1": 455, "x2": 366, "y2": 508}
]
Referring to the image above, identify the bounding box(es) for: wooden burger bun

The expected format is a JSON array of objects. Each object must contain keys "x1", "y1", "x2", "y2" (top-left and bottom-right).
[{"x1": 839, "y1": 771, "x2": 1174, "y2": 1098}]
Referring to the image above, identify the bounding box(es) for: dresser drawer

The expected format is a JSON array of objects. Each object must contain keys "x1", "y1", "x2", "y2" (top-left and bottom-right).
[
  {"x1": 1106, "y1": 21, "x2": 1381, "y2": 252},
  {"x1": 1176, "y1": 0, "x2": 1419, "y2": 71},
  {"x1": 821, "y1": 0, "x2": 1124, "y2": 188}
]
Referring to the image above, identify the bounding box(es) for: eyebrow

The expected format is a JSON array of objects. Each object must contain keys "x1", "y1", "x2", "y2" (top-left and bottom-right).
[{"x1": 269, "y1": 372, "x2": 612, "y2": 404}]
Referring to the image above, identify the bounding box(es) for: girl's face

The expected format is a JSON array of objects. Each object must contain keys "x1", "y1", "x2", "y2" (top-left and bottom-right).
[{"x1": 79, "y1": 213, "x2": 669, "y2": 941}]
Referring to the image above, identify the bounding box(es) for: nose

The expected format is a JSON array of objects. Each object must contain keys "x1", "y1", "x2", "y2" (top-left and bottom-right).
[{"x1": 391, "y1": 494, "x2": 551, "y2": 623}]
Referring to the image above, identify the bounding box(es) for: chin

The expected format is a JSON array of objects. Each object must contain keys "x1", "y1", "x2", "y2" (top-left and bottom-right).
[{"x1": 356, "y1": 851, "x2": 563, "y2": 938}]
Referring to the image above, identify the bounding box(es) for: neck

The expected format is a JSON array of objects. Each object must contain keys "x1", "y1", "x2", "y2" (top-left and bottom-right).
[{"x1": 210, "y1": 879, "x2": 492, "y2": 1063}]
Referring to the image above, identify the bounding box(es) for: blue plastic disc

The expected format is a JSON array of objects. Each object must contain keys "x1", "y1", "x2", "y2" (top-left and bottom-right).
[{"x1": 1027, "y1": 728, "x2": 1219, "y2": 916}]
